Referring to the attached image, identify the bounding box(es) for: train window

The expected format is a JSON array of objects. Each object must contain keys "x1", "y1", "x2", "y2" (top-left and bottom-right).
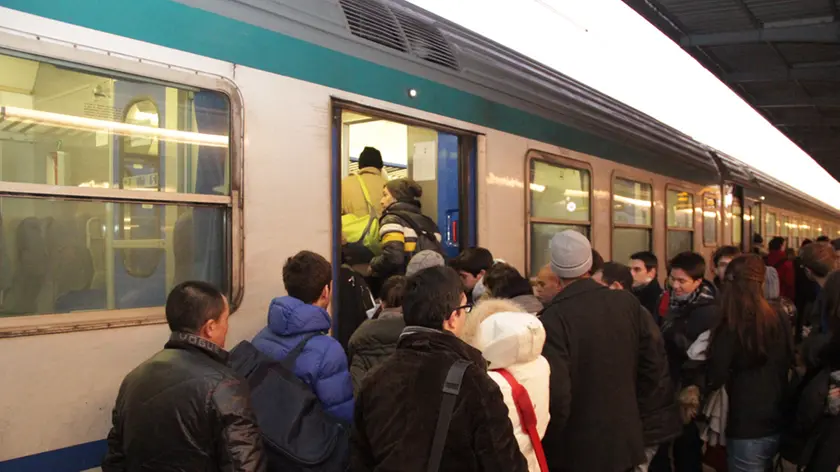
[
  {"x1": 766, "y1": 212, "x2": 777, "y2": 238},
  {"x1": 781, "y1": 215, "x2": 791, "y2": 241},
  {"x1": 792, "y1": 217, "x2": 800, "y2": 248},
  {"x1": 528, "y1": 159, "x2": 590, "y2": 275},
  {"x1": 732, "y1": 198, "x2": 743, "y2": 247},
  {"x1": 337, "y1": 108, "x2": 473, "y2": 259},
  {"x1": 666, "y1": 189, "x2": 694, "y2": 260},
  {"x1": 611, "y1": 177, "x2": 652, "y2": 263},
  {"x1": 702, "y1": 194, "x2": 717, "y2": 246},
  {"x1": 0, "y1": 52, "x2": 237, "y2": 327}
]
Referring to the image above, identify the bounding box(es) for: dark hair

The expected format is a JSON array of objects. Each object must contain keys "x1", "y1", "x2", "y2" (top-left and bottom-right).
[
  {"x1": 769, "y1": 236, "x2": 786, "y2": 252},
  {"x1": 283, "y1": 251, "x2": 332, "y2": 304},
  {"x1": 753, "y1": 233, "x2": 764, "y2": 245},
  {"x1": 403, "y1": 266, "x2": 464, "y2": 329},
  {"x1": 385, "y1": 178, "x2": 423, "y2": 204},
  {"x1": 715, "y1": 254, "x2": 781, "y2": 359},
  {"x1": 165, "y1": 281, "x2": 227, "y2": 334},
  {"x1": 712, "y1": 246, "x2": 741, "y2": 267},
  {"x1": 590, "y1": 249, "x2": 604, "y2": 276},
  {"x1": 358, "y1": 146, "x2": 384, "y2": 170},
  {"x1": 802, "y1": 239, "x2": 814, "y2": 247},
  {"x1": 484, "y1": 263, "x2": 533, "y2": 299},
  {"x1": 669, "y1": 252, "x2": 706, "y2": 280},
  {"x1": 800, "y1": 242, "x2": 838, "y2": 279},
  {"x1": 630, "y1": 251, "x2": 658, "y2": 271},
  {"x1": 824, "y1": 271, "x2": 840, "y2": 335},
  {"x1": 379, "y1": 275, "x2": 406, "y2": 309},
  {"x1": 600, "y1": 262, "x2": 633, "y2": 291},
  {"x1": 816, "y1": 236, "x2": 830, "y2": 243},
  {"x1": 450, "y1": 247, "x2": 494, "y2": 277}
]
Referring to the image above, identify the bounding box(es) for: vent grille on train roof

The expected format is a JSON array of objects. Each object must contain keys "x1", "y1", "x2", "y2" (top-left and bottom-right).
[{"x1": 338, "y1": 0, "x2": 459, "y2": 70}]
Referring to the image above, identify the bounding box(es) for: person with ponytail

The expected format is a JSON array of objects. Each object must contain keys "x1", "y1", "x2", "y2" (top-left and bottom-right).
[{"x1": 706, "y1": 254, "x2": 793, "y2": 471}]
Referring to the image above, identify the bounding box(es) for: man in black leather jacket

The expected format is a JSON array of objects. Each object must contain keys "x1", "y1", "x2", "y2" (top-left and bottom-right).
[{"x1": 102, "y1": 281, "x2": 265, "y2": 472}]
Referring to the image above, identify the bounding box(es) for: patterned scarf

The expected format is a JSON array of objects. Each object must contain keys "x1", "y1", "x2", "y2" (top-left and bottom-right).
[{"x1": 668, "y1": 280, "x2": 717, "y2": 314}]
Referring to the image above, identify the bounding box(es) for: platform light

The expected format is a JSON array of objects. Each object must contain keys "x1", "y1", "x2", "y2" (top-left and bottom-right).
[
  {"x1": 1, "y1": 105, "x2": 228, "y2": 148},
  {"x1": 408, "y1": 88, "x2": 418, "y2": 98}
]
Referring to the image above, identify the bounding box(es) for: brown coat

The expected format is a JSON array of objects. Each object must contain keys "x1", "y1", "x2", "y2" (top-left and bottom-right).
[
  {"x1": 351, "y1": 328, "x2": 528, "y2": 472},
  {"x1": 341, "y1": 167, "x2": 387, "y2": 218}
]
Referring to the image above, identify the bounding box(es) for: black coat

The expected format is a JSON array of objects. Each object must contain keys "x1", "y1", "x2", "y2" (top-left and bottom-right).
[
  {"x1": 347, "y1": 310, "x2": 405, "y2": 395},
  {"x1": 638, "y1": 307, "x2": 682, "y2": 447},
  {"x1": 539, "y1": 279, "x2": 664, "y2": 472},
  {"x1": 351, "y1": 328, "x2": 527, "y2": 472},
  {"x1": 794, "y1": 340, "x2": 840, "y2": 471},
  {"x1": 661, "y1": 287, "x2": 721, "y2": 389},
  {"x1": 633, "y1": 279, "x2": 664, "y2": 322},
  {"x1": 102, "y1": 332, "x2": 265, "y2": 472}
]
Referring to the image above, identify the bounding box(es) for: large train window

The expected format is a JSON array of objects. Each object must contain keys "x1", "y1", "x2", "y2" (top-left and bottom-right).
[
  {"x1": 0, "y1": 51, "x2": 237, "y2": 326},
  {"x1": 731, "y1": 198, "x2": 743, "y2": 247},
  {"x1": 766, "y1": 212, "x2": 777, "y2": 238},
  {"x1": 611, "y1": 177, "x2": 652, "y2": 263},
  {"x1": 528, "y1": 159, "x2": 590, "y2": 275},
  {"x1": 792, "y1": 217, "x2": 800, "y2": 248},
  {"x1": 702, "y1": 194, "x2": 717, "y2": 246},
  {"x1": 781, "y1": 215, "x2": 791, "y2": 242},
  {"x1": 666, "y1": 188, "x2": 694, "y2": 260}
]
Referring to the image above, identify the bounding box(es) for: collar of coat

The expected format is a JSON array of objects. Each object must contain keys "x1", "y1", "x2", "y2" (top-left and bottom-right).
[
  {"x1": 398, "y1": 326, "x2": 487, "y2": 367},
  {"x1": 165, "y1": 331, "x2": 229, "y2": 364},
  {"x1": 550, "y1": 277, "x2": 607, "y2": 304}
]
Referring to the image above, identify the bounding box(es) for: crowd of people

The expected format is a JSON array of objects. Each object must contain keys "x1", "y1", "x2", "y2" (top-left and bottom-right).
[{"x1": 100, "y1": 150, "x2": 840, "y2": 472}]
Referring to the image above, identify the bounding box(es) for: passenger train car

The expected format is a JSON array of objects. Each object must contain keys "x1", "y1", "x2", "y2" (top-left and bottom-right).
[{"x1": 0, "y1": 0, "x2": 838, "y2": 469}]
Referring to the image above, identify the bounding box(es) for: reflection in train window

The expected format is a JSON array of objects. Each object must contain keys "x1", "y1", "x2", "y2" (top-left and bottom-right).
[
  {"x1": 781, "y1": 215, "x2": 791, "y2": 242},
  {"x1": 0, "y1": 51, "x2": 234, "y2": 319},
  {"x1": 732, "y1": 198, "x2": 743, "y2": 247},
  {"x1": 703, "y1": 194, "x2": 717, "y2": 246},
  {"x1": 612, "y1": 177, "x2": 652, "y2": 263},
  {"x1": 528, "y1": 159, "x2": 591, "y2": 275},
  {"x1": 666, "y1": 189, "x2": 694, "y2": 260},
  {"x1": 766, "y1": 212, "x2": 777, "y2": 238}
]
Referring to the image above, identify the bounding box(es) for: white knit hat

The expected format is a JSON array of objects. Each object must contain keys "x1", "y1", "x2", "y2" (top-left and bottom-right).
[{"x1": 549, "y1": 230, "x2": 593, "y2": 278}]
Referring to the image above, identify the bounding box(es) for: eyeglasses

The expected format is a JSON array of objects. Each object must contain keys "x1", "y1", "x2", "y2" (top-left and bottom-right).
[{"x1": 455, "y1": 304, "x2": 473, "y2": 314}]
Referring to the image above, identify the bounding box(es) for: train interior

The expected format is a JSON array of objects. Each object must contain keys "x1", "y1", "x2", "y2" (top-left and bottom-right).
[{"x1": 0, "y1": 51, "x2": 230, "y2": 317}]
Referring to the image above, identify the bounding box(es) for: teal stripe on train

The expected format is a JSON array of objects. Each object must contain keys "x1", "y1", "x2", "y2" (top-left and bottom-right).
[{"x1": 0, "y1": 0, "x2": 657, "y2": 168}]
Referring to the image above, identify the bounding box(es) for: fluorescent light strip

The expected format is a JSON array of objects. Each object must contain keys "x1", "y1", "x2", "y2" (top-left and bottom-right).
[{"x1": 1, "y1": 106, "x2": 228, "y2": 148}]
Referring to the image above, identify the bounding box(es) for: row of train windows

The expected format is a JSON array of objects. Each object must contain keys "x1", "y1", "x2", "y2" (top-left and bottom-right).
[{"x1": 527, "y1": 160, "x2": 740, "y2": 275}]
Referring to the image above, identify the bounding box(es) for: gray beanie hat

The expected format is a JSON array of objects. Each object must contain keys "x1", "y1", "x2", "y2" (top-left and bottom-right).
[
  {"x1": 549, "y1": 230, "x2": 593, "y2": 279},
  {"x1": 406, "y1": 250, "x2": 446, "y2": 277}
]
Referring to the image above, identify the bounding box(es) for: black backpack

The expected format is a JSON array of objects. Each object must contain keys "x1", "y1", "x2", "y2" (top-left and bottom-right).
[
  {"x1": 384, "y1": 210, "x2": 446, "y2": 257},
  {"x1": 229, "y1": 336, "x2": 349, "y2": 472}
]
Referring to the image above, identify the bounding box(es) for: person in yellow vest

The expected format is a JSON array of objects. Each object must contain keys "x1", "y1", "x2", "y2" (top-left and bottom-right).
[{"x1": 342, "y1": 147, "x2": 388, "y2": 218}]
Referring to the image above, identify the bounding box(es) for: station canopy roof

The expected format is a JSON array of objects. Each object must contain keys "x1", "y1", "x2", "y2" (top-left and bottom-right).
[{"x1": 624, "y1": 0, "x2": 840, "y2": 181}]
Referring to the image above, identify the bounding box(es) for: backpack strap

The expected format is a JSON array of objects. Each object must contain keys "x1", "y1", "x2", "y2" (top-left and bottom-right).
[
  {"x1": 354, "y1": 174, "x2": 377, "y2": 241},
  {"x1": 494, "y1": 369, "x2": 549, "y2": 472},
  {"x1": 427, "y1": 359, "x2": 471, "y2": 472},
  {"x1": 384, "y1": 209, "x2": 444, "y2": 256},
  {"x1": 280, "y1": 332, "x2": 320, "y2": 371}
]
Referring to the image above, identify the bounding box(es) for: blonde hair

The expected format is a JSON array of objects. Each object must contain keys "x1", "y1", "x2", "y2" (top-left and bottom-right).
[{"x1": 460, "y1": 298, "x2": 525, "y2": 348}]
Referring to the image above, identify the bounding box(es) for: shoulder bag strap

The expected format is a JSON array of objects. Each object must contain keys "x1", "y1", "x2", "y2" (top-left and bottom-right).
[
  {"x1": 427, "y1": 359, "x2": 471, "y2": 472},
  {"x1": 494, "y1": 369, "x2": 550, "y2": 472},
  {"x1": 388, "y1": 210, "x2": 444, "y2": 255},
  {"x1": 280, "y1": 332, "x2": 320, "y2": 371},
  {"x1": 354, "y1": 174, "x2": 377, "y2": 240}
]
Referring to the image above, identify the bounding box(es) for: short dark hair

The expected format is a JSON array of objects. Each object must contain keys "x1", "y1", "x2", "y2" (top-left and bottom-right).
[
  {"x1": 802, "y1": 239, "x2": 814, "y2": 248},
  {"x1": 484, "y1": 263, "x2": 533, "y2": 299},
  {"x1": 450, "y1": 247, "x2": 494, "y2": 277},
  {"x1": 769, "y1": 236, "x2": 786, "y2": 251},
  {"x1": 817, "y1": 235, "x2": 830, "y2": 243},
  {"x1": 403, "y1": 266, "x2": 464, "y2": 329},
  {"x1": 283, "y1": 251, "x2": 332, "y2": 304},
  {"x1": 379, "y1": 275, "x2": 406, "y2": 309},
  {"x1": 590, "y1": 249, "x2": 604, "y2": 276},
  {"x1": 753, "y1": 233, "x2": 764, "y2": 245},
  {"x1": 165, "y1": 281, "x2": 227, "y2": 334},
  {"x1": 800, "y1": 242, "x2": 838, "y2": 279},
  {"x1": 712, "y1": 246, "x2": 741, "y2": 267},
  {"x1": 600, "y1": 262, "x2": 633, "y2": 291},
  {"x1": 669, "y1": 252, "x2": 706, "y2": 281},
  {"x1": 630, "y1": 251, "x2": 658, "y2": 271}
]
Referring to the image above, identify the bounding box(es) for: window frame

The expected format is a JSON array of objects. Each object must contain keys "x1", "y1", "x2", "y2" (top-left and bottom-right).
[
  {"x1": 609, "y1": 171, "x2": 654, "y2": 260},
  {"x1": 665, "y1": 184, "x2": 695, "y2": 258},
  {"x1": 731, "y1": 195, "x2": 744, "y2": 247},
  {"x1": 701, "y1": 192, "x2": 718, "y2": 248},
  {"x1": 525, "y1": 150, "x2": 593, "y2": 276},
  {"x1": 0, "y1": 36, "x2": 244, "y2": 338}
]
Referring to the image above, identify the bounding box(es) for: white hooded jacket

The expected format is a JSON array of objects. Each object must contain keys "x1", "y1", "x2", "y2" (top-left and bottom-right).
[{"x1": 474, "y1": 311, "x2": 551, "y2": 472}]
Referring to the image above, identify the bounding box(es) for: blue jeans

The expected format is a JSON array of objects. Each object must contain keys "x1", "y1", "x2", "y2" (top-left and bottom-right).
[{"x1": 727, "y1": 435, "x2": 779, "y2": 472}]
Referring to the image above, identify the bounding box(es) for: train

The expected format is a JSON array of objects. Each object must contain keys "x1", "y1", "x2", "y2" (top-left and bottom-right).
[{"x1": 0, "y1": 0, "x2": 838, "y2": 469}]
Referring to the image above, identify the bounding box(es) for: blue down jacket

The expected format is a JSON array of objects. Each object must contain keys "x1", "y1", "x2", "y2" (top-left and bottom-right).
[{"x1": 252, "y1": 296, "x2": 354, "y2": 423}]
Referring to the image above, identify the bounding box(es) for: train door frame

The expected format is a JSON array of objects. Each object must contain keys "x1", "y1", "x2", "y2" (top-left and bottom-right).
[{"x1": 329, "y1": 99, "x2": 478, "y2": 335}]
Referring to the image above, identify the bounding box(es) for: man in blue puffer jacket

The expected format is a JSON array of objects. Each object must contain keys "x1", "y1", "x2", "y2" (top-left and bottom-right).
[{"x1": 252, "y1": 250, "x2": 354, "y2": 423}]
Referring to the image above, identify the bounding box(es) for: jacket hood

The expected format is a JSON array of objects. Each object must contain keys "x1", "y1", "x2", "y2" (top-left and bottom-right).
[
  {"x1": 511, "y1": 294, "x2": 545, "y2": 314},
  {"x1": 266, "y1": 296, "x2": 331, "y2": 336},
  {"x1": 475, "y1": 312, "x2": 546, "y2": 369}
]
